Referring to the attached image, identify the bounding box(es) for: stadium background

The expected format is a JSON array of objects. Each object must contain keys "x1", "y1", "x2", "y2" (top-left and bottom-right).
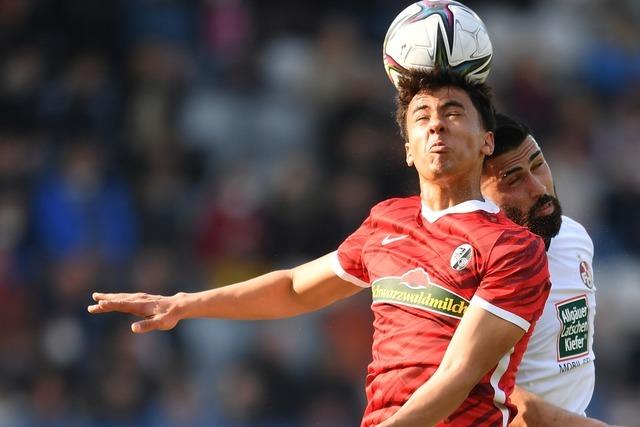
[{"x1": 1, "y1": 0, "x2": 639, "y2": 426}]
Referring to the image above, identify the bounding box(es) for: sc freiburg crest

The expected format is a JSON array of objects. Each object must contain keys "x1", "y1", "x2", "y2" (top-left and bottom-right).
[{"x1": 450, "y1": 244, "x2": 473, "y2": 271}]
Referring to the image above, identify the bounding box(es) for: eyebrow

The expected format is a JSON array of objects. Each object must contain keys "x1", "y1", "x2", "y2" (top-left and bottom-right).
[
  {"x1": 501, "y1": 150, "x2": 543, "y2": 178},
  {"x1": 529, "y1": 150, "x2": 542, "y2": 163},
  {"x1": 412, "y1": 100, "x2": 466, "y2": 115}
]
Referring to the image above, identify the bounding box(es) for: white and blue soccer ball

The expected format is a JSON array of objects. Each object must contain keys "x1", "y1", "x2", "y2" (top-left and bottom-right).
[{"x1": 383, "y1": 0, "x2": 493, "y2": 87}]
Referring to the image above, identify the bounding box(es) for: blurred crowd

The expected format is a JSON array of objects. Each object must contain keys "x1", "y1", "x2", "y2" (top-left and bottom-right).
[{"x1": 0, "y1": 0, "x2": 639, "y2": 426}]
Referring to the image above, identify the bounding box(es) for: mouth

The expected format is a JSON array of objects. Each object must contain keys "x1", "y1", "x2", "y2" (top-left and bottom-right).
[
  {"x1": 534, "y1": 200, "x2": 555, "y2": 217},
  {"x1": 427, "y1": 141, "x2": 450, "y2": 154}
]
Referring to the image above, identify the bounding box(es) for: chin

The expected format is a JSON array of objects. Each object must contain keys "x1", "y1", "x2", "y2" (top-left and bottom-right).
[
  {"x1": 526, "y1": 196, "x2": 563, "y2": 240},
  {"x1": 528, "y1": 212, "x2": 562, "y2": 239}
]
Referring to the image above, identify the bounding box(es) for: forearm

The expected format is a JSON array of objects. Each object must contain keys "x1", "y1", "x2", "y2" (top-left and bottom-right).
[
  {"x1": 511, "y1": 386, "x2": 608, "y2": 427},
  {"x1": 177, "y1": 254, "x2": 361, "y2": 321},
  {"x1": 379, "y1": 305, "x2": 527, "y2": 427},
  {"x1": 378, "y1": 365, "x2": 472, "y2": 427},
  {"x1": 178, "y1": 270, "x2": 308, "y2": 320}
]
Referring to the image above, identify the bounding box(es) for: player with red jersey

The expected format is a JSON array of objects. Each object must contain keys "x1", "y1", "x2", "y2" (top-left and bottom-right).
[
  {"x1": 334, "y1": 195, "x2": 548, "y2": 426},
  {"x1": 88, "y1": 70, "x2": 550, "y2": 427}
]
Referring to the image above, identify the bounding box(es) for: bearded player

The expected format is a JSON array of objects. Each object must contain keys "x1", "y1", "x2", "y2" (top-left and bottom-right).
[
  {"x1": 482, "y1": 113, "x2": 610, "y2": 427},
  {"x1": 89, "y1": 70, "x2": 550, "y2": 427}
]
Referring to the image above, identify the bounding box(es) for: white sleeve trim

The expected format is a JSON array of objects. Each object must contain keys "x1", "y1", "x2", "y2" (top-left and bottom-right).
[
  {"x1": 470, "y1": 295, "x2": 531, "y2": 331},
  {"x1": 328, "y1": 251, "x2": 370, "y2": 288}
]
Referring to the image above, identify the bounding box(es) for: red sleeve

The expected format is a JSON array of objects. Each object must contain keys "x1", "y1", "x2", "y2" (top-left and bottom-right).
[
  {"x1": 330, "y1": 214, "x2": 374, "y2": 288},
  {"x1": 471, "y1": 229, "x2": 551, "y2": 331}
]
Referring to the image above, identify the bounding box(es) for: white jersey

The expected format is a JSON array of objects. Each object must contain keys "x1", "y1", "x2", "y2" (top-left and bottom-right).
[{"x1": 516, "y1": 216, "x2": 596, "y2": 414}]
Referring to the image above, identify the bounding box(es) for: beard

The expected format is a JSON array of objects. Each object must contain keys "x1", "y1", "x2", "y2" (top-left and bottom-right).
[{"x1": 504, "y1": 194, "x2": 563, "y2": 240}]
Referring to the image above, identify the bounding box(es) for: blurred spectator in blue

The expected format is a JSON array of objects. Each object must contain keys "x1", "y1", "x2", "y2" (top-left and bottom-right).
[
  {"x1": 32, "y1": 135, "x2": 137, "y2": 266},
  {"x1": 579, "y1": 9, "x2": 640, "y2": 97}
]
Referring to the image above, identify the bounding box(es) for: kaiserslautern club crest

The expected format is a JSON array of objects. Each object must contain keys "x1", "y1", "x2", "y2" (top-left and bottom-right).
[{"x1": 579, "y1": 260, "x2": 593, "y2": 289}]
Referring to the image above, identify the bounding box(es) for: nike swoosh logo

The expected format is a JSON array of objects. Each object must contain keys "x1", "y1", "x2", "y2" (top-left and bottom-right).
[{"x1": 382, "y1": 234, "x2": 408, "y2": 245}]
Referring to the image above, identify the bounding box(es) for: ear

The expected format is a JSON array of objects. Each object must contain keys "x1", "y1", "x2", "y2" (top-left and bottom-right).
[
  {"x1": 405, "y1": 142, "x2": 414, "y2": 167},
  {"x1": 481, "y1": 131, "x2": 494, "y2": 156}
]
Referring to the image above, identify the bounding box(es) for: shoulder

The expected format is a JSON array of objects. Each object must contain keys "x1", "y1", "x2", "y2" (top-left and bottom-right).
[
  {"x1": 552, "y1": 215, "x2": 594, "y2": 254},
  {"x1": 370, "y1": 196, "x2": 421, "y2": 217},
  {"x1": 470, "y1": 210, "x2": 544, "y2": 252},
  {"x1": 495, "y1": 226, "x2": 546, "y2": 256},
  {"x1": 558, "y1": 216, "x2": 591, "y2": 240},
  {"x1": 486, "y1": 215, "x2": 547, "y2": 261}
]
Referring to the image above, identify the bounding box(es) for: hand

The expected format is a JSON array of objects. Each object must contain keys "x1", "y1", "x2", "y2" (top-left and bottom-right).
[
  {"x1": 509, "y1": 386, "x2": 539, "y2": 427},
  {"x1": 88, "y1": 292, "x2": 185, "y2": 333},
  {"x1": 510, "y1": 385, "x2": 611, "y2": 427}
]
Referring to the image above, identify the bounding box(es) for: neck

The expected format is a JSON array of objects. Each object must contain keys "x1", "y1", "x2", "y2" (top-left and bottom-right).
[{"x1": 419, "y1": 174, "x2": 484, "y2": 211}]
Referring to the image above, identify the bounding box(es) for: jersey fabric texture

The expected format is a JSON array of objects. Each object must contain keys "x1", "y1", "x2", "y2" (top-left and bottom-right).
[
  {"x1": 516, "y1": 216, "x2": 596, "y2": 414},
  {"x1": 330, "y1": 196, "x2": 551, "y2": 427}
]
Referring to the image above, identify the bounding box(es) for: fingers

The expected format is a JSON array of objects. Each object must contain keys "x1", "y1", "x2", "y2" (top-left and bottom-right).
[
  {"x1": 87, "y1": 299, "x2": 113, "y2": 314},
  {"x1": 131, "y1": 318, "x2": 157, "y2": 333},
  {"x1": 92, "y1": 292, "x2": 146, "y2": 302},
  {"x1": 87, "y1": 294, "x2": 156, "y2": 317},
  {"x1": 87, "y1": 292, "x2": 177, "y2": 333},
  {"x1": 89, "y1": 292, "x2": 155, "y2": 314},
  {"x1": 87, "y1": 303, "x2": 103, "y2": 313},
  {"x1": 131, "y1": 316, "x2": 175, "y2": 334},
  {"x1": 87, "y1": 298, "x2": 152, "y2": 316},
  {"x1": 87, "y1": 301, "x2": 122, "y2": 314}
]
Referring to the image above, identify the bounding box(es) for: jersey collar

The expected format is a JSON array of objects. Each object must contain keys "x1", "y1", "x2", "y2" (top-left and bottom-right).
[{"x1": 421, "y1": 199, "x2": 500, "y2": 223}]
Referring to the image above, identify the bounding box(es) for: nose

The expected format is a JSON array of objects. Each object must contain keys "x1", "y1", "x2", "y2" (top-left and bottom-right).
[
  {"x1": 428, "y1": 114, "x2": 445, "y2": 134},
  {"x1": 528, "y1": 175, "x2": 547, "y2": 199}
]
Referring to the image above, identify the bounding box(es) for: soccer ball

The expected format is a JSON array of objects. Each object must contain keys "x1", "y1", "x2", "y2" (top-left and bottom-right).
[{"x1": 383, "y1": 0, "x2": 493, "y2": 87}]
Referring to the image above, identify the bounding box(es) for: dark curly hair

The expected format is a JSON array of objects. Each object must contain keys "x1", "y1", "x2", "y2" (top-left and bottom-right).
[{"x1": 395, "y1": 69, "x2": 496, "y2": 142}]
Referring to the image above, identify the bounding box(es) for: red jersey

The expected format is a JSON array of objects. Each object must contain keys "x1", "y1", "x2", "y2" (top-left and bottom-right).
[{"x1": 330, "y1": 196, "x2": 550, "y2": 427}]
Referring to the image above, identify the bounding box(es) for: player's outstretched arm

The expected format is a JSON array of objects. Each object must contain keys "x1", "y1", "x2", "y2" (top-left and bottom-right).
[
  {"x1": 510, "y1": 386, "x2": 610, "y2": 427},
  {"x1": 376, "y1": 304, "x2": 526, "y2": 427},
  {"x1": 88, "y1": 253, "x2": 363, "y2": 333}
]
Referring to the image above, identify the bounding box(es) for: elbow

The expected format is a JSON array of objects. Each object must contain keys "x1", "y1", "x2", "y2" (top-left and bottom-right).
[
  {"x1": 435, "y1": 359, "x2": 482, "y2": 396},
  {"x1": 282, "y1": 269, "x2": 325, "y2": 316}
]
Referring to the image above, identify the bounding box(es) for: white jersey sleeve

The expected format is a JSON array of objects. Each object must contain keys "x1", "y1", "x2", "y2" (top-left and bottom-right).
[{"x1": 515, "y1": 216, "x2": 596, "y2": 415}]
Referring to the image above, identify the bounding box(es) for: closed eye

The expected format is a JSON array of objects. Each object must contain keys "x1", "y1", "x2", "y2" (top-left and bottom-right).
[{"x1": 507, "y1": 175, "x2": 523, "y2": 186}]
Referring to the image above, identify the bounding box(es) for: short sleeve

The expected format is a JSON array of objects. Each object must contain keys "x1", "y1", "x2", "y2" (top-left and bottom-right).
[
  {"x1": 329, "y1": 214, "x2": 374, "y2": 288},
  {"x1": 472, "y1": 230, "x2": 551, "y2": 331}
]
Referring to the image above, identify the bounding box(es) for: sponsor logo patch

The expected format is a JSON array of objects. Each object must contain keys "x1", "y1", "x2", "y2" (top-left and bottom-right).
[
  {"x1": 371, "y1": 268, "x2": 469, "y2": 319},
  {"x1": 556, "y1": 295, "x2": 589, "y2": 361}
]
